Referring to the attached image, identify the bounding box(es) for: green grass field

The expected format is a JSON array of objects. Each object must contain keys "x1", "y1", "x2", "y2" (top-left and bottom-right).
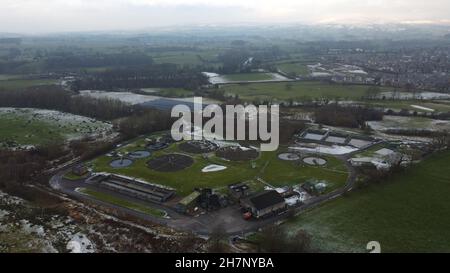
[
  {"x1": 63, "y1": 172, "x2": 89, "y2": 181},
  {"x1": 221, "y1": 81, "x2": 384, "y2": 102},
  {"x1": 282, "y1": 151, "x2": 450, "y2": 253},
  {"x1": 0, "y1": 79, "x2": 58, "y2": 91},
  {"x1": 0, "y1": 113, "x2": 66, "y2": 146},
  {"x1": 0, "y1": 108, "x2": 112, "y2": 147},
  {"x1": 151, "y1": 50, "x2": 221, "y2": 67},
  {"x1": 90, "y1": 138, "x2": 349, "y2": 197},
  {"x1": 222, "y1": 73, "x2": 276, "y2": 82},
  {"x1": 79, "y1": 187, "x2": 166, "y2": 218},
  {"x1": 277, "y1": 62, "x2": 309, "y2": 76},
  {"x1": 153, "y1": 53, "x2": 203, "y2": 66}
]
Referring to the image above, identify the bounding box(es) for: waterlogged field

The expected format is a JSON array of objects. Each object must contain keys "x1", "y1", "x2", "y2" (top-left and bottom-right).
[
  {"x1": 282, "y1": 151, "x2": 450, "y2": 253},
  {"x1": 90, "y1": 137, "x2": 349, "y2": 197}
]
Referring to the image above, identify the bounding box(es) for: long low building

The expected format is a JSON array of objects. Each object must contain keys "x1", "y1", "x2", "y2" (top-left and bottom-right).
[{"x1": 87, "y1": 173, "x2": 175, "y2": 203}]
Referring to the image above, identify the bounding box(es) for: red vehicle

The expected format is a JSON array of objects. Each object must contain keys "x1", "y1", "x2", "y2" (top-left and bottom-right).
[{"x1": 243, "y1": 212, "x2": 252, "y2": 220}]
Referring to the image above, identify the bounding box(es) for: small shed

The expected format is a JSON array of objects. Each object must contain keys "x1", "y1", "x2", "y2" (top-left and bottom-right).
[{"x1": 176, "y1": 191, "x2": 201, "y2": 214}]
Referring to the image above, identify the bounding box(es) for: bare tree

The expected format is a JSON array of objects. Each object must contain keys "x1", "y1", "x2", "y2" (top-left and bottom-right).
[
  {"x1": 432, "y1": 130, "x2": 450, "y2": 151},
  {"x1": 207, "y1": 224, "x2": 228, "y2": 253}
]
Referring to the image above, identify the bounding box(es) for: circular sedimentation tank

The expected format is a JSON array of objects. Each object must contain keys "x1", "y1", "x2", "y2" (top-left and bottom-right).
[
  {"x1": 128, "y1": 150, "x2": 151, "y2": 159},
  {"x1": 110, "y1": 158, "x2": 134, "y2": 168},
  {"x1": 179, "y1": 140, "x2": 219, "y2": 154},
  {"x1": 278, "y1": 153, "x2": 300, "y2": 161},
  {"x1": 302, "y1": 157, "x2": 327, "y2": 166}
]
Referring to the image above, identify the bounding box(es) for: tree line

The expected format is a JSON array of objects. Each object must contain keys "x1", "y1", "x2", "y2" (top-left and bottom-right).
[
  {"x1": 44, "y1": 52, "x2": 155, "y2": 70},
  {"x1": 0, "y1": 85, "x2": 136, "y2": 120},
  {"x1": 72, "y1": 64, "x2": 208, "y2": 91},
  {"x1": 314, "y1": 104, "x2": 383, "y2": 128}
]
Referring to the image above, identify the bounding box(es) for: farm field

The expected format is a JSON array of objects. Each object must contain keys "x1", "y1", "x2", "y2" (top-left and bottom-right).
[
  {"x1": 277, "y1": 62, "x2": 310, "y2": 76},
  {"x1": 90, "y1": 137, "x2": 349, "y2": 197},
  {"x1": 0, "y1": 108, "x2": 113, "y2": 147},
  {"x1": 221, "y1": 81, "x2": 385, "y2": 101},
  {"x1": 282, "y1": 151, "x2": 450, "y2": 252},
  {"x1": 0, "y1": 78, "x2": 58, "y2": 91},
  {"x1": 222, "y1": 73, "x2": 277, "y2": 82},
  {"x1": 153, "y1": 53, "x2": 203, "y2": 66},
  {"x1": 151, "y1": 50, "x2": 221, "y2": 67}
]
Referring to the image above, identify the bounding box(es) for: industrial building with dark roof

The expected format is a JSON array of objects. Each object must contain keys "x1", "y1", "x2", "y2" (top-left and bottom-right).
[{"x1": 242, "y1": 190, "x2": 286, "y2": 219}]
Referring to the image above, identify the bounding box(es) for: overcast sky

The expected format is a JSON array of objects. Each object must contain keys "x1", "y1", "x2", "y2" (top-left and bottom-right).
[{"x1": 1, "y1": 0, "x2": 450, "y2": 33}]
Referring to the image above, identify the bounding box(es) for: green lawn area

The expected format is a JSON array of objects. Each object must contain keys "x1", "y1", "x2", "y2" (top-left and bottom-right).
[
  {"x1": 78, "y1": 187, "x2": 167, "y2": 218},
  {"x1": 151, "y1": 50, "x2": 221, "y2": 67},
  {"x1": 260, "y1": 153, "x2": 348, "y2": 192},
  {"x1": 221, "y1": 81, "x2": 384, "y2": 102},
  {"x1": 90, "y1": 138, "x2": 349, "y2": 197},
  {"x1": 222, "y1": 73, "x2": 276, "y2": 82},
  {"x1": 282, "y1": 151, "x2": 450, "y2": 253},
  {"x1": 63, "y1": 172, "x2": 89, "y2": 181},
  {"x1": 0, "y1": 108, "x2": 112, "y2": 147},
  {"x1": 152, "y1": 51, "x2": 206, "y2": 66},
  {"x1": 0, "y1": 113, "x2": 65, "y2": 146},
  {"x1": 0, "y1": 79, "x2": 57, "y2": 91},
  {"x1": 277, "y1": 62, "x2": 309, "y2": 76}
]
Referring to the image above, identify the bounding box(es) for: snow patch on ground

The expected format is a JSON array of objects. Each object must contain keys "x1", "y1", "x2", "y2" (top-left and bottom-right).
[
  {"x1": 411, "y1": 105, "x2": 435, "y2": 112},
  {"x1": 79, "y1": 90, "x2": 219, "y2": 106},
  {"x1": 67, "y1": 233, "x2": 95, "y2": 253},
  {"x1": 378, "y1": 91, "x2": 450, "y2": 100},
  {"x1": 0, "y1": 209, "x2": 10, "y2": 220},
  {"x1": 79, "y1": 90, "x2": 158, "y2": 105},
  {"x1": 202, "y1": 165, "x2": 227, "y2": 173},
  {"x1": 203, "y1": 72, "x2": 291, "y2": 84},
  {"x1": 20, "y1": 219, "x2": 45, "y2": 237},
  {"x1": 290, "y1": 144, "x2": 358, "y2": 155},
  {"x1": 368, "y1": 115, "x2": 450, "y2": 132},
  {"x1": 0, "y1": 190, "x2": 24, "y2": 205},
  {"x1": 0, "y1": 107, "x2": 114, "y2": 142}
]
